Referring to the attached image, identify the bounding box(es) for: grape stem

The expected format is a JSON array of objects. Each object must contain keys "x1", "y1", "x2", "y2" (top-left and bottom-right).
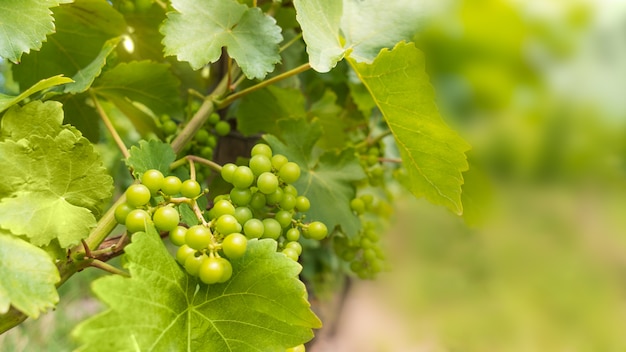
[
  {"x1": 90, "y1": 91, "x2": 130, "y2": 159},
  {"x1": 90, "y1": 259, "x2": 130, "y2": 277},
  {"x1": 191, "y1": 200, "x2": 209, "y2": 226},
  {"x1": 378, "y1": 157, "x2": 402, "y2": 164},
  {"x1": 217, "y1": 63, "x2": 311, "y2": 108},
  {"x1": 171, "y1": 155, "x2": 223, "y2": 173},
  {"x1": 354, "y1": 130, "x2": 393, "y2": 150}
]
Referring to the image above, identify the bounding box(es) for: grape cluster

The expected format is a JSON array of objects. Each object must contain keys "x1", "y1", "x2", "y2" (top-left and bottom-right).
[
  {"x1": 358, "y1": 145, "x2": 385, "y2": 187},
  {"x1": 114, "y1": 143, "x2": 329, "y2": 286},
  {"x1": 333, "y1": 221, "x2": 386, "y2": 280}
]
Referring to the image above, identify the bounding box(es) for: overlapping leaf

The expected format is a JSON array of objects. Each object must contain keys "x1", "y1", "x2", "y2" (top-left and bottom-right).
[
  {"x1": 293, "y1": 0, "x2": 422, "y2": 72},
  {"x1": 265, "y1": 119, "x2": 365, "y2": 237},
  {"x1": 73, "y1": 226, "x2": 321, "y2": 351},
  {"x1": 126, "y1": 139, "x2": 177, "y2": 176},
  {"x1": 13, "y1": 0, "x2": 126, "y2": 89},
  {"x1": 0, "y1": 75, "x2": 73, "y2": 113},
  {"x1": 349, "y1": 42, "x2": 470, "y2": 214},
  {"x1": 161, "y1": 0, "x2": 283, "y2": 79},
  {"x1": 235, "y1": 86, "x2": 306, "y2": 136},
  {"x1": 0, "y1": 231, "x2": 60, "y2": 319},
  {"x1": 0, "y1": 0, "x2": 61, "y2": 63},
  {"x1": 0, "y1": 101, "x2": 113, "y2": 247}
]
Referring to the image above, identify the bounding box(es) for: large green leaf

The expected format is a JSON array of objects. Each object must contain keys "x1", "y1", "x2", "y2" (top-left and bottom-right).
[
  {"x1": 126, "y1": 139, "x2": 177, "y2": 177},
  {"x1": 235, "y1": 85, "x2": 306, "y2": 136},
  {"x1": 264, "y1": 119, "x2": 365, "y2": 237},
  {"x1": 0, "y1": 0, "x2": 61, "y2": 63},
  {"x1": 0, "y1": 101, "x2": 113, "y2": 247},
  {"x1": 73, "y1": 226, "x2": 321, "y2": 351},
  {"x1": 293, "y1": 0, "x2": 422, "y2": 72},
  {"x1": 161, "y1": 0, "x2": 283, "y2": 79},
  {"x1": 13, "y1": 0, "x2": 126, "y2": 89},
  {"x1": 0, "y1": 75, "x2": 73, "y2": 113},
  {"x1": 350, "y1": 42, "x2": 470, "y2": 214},
  {"x1": 0, "y1": 231, "x2": 60, "y2": 319}
]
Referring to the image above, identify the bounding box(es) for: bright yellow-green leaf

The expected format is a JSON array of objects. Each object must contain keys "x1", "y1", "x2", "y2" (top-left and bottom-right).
[
  {"x1": 0, "y1": 75, "x2": 73, "y2": 113},
  {"x1": 350, "y1": 42, "x2": 470, "y2": 214}
]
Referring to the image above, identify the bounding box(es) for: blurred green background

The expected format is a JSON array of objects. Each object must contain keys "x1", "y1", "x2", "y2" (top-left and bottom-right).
[{"x1": 4, "y1": 0, "x2": 626, "y2": 351}]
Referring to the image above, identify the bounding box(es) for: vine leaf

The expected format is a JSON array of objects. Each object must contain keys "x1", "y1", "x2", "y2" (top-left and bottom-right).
[
  {"x1": 73, "y1": 226, "x2": 321, "y2": 351},
  {"x1": 293, "y1": 0, "x2": 422, "y2": 72},
  {"x1": 63, "y1": 37, "x2": 120, "y2": 94},
  {"x1": 0, "y1": 231, "x2": 60, "y2": 319},
  {"x1": 0, "y1": 0, "x2": 61, "y2": 63},
  {"x1": 161, "y1": 0, "x2": 283, "y2": 79},
  {"x1": 126, "y1": 139, "x2": 177, "y2": 177},
  {"x1": 0, "y1": 75, "x2": 73, "y2": 113},
  {"x1": 265, "y1": 119, "x2": 365, "y2": 237},
  {"x1": 12, "y1": 0, "x2": 126, "y2": 89},
  {"x1": 0, "y1": 101, "x2": 113, "y2": 247},
  {"x1": 350, "y1": 42, "x2": 470, "y2": 214},
  {"x1": 235, "y1": 86, "x2": 307, "y2": 136}
]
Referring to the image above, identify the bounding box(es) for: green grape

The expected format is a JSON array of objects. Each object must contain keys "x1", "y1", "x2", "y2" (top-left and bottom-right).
[
  {"x1": 199, "y1": 146, "x2": 213, "y2": 160},
  {"x1": 360, "y1": 194, "x2": 374, "y2": 209},
  {"x1": 275, "y1": 210, "x2": 293, "y2": 228},
  {"x1": 181, "y1": 179, "x2": 201, "y2": 198},
  {"x1": 184, "y1": 253, "x2": 206, "y2": 276},
  {"x1": 221, "y1": 163, "x2": 237, "y2": 183},
  {"x1": 265, "y1": 188, "x2": 283, "y2": 205},
  {"x1": 306, "y1": 221, "x2": 328, "y2": 240},
  {"x1": 262, "y1": 218, "x2": 282, "y2": 240},
  {"x1": 249, "y1": 192, "x2": 266, "y2": 210},
  {"x1": 286, "y1": 344, "x2": 306, "y2": 352},
  {"x1": 256, "y1": 172, "x2": 279, "y2": 194},
  {"x1": 153, "y1": 206, "x2": 180, "y2": 232},
  {"x1": 212, "y1": 199, "x2": 235, "y2": 217},
  {"x1": 282, "y1": 247, "x2": 299, "y2": 261},
  {"x1": 114, "y1": 202, "x2": 134, "y2": 224},
  {"x1": 234, "y1": 206, "x2": 253, "y2": 225},
  {"x1": 285, "y1": 228, "x2": 300, "y2": 241},
  {"x1": 283, "y1": 184, "x2": 298, "y2": 196},
  {"x1": 126, "y1": 184, "x2": 151, "y2": 207},
  {"x1": 286, "y1": 241, "x2": 303, "y2": 255},
  {"x1": 341, "y1": 249, "x2": 357, "y2": 261},
  {"x1": 230, "y1": 187, "x2": 252, "y2": 206},
  {"x1": 279, "y1": 162, "x2": 301, "y2": 184},
  {"x1": 141, "y1": 169, "x2": 164, "y2": 194},
  {"x1": 118, "y1": 0, "x2": 135, "y2": 14},
  {"x1": 279, "y1": 193, "x2": 296, "y2": 211},
  {"x1": 366, "y1": 154, "x2": 379, "y2": 166},
  {"x1": 350, "y1": 198, "x2": 366, "y2": 215},
  {"x1": 199, "y1": 257, "x2": 224, "y2": 284},
  {"x1": 243, "y1": 218, "x2": 264, "y2": 238},
  {"x1": 214, "y1": 120, "x2": 231, "y2": 136},
  {"x1": 207, "y1": 112, "x2": 220, "y2": 125},
  {"x1": 251, "y1": 144, "x2": 272, "y2": 158},
  {"x1": 176, "y1": 245, "x2": 196, "y2": 265},
  {"x1": 271, "y1": 154, "x2": 288, "y2": 171},
  {"x1": 185, "y1": 225, "x2": 212, "y2": 250},
  {"x1": 162, "y1": 120, "x2": 178, "y2": 135},
  {"x1": 249, "y1": 154, "x2": 272, "y2": 176},
  {"x1": 125, "y1": 209, "x2": 152, "y2": 233},
  {"x1": 215, "y1": 214, "x2": 239, "y2": 235},
  {"x1": 232, "y1": 166, "x2": 254, "y2": 189},
  {"x1": 216, "y1": 257, "x2": 233, "y2": 283},
  {"x1": 221, "y1": 233, "x2": 247, "y2": 259},
  {"x1": 207, "y1": 135, "x2": 217, "y2": 148},
  {"x1": 295, "y1": 196, "x2": 310, "y2": 212},
  {"x1": 364, "y1": 229, "x2": 380, "y2": 241},
  {"x1": 363, "y1": 248, "x2": 377, "y2": 262},
  {"x1": 194, "y1": 129, "x2": 210, "y2": 144},
  {"x1": 169, "y1": 226, "x2": 187, "y2": 246},
  {"x1": 360, "y1": 237, "x2": 373, "y2": 249},
  {"x1": 161, "y1": 176, "x2": 182, "y2": 195}
]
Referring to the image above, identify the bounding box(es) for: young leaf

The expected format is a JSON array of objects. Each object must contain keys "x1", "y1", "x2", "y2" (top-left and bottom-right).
[
  {"x1": 264, "y1": 119, "x2": 365, "y2": 237},
  {"x1": 62, "y1": 38, "x2": 121, "y2": 94},
  {"x1": 73, "y1": 226, "x2": 321, "y2": 351},
  {"x1": 161, "y1": 0, "x2": 283, "y2": 79},
  {"x1": 349, "y1": 42, "x2": 470, "y2": 214},
  {"x1": 0, "y1": 75, "x2": 73, "y2": 113},
  {"x1": 126, "y1": 139, "x2": 177, "y2": 176},
  {"x1": 12, "y1": 0, "x2": 126, "y2": 89},
  {"x1": 235, "y1": 86, "x2": 307, "y2": 136},
  {"x1": 0, "y1": 0, "x2": 61, "y2": 63},
  {"x1": 0, "y1": 231, "x2": 60, "y2": 319},
  {"x1": 292, "y1": 0, "x2": 344, "y2": 72},
  {"x1": 0, "y1": 101, "x2": 113, "y2": 247}
]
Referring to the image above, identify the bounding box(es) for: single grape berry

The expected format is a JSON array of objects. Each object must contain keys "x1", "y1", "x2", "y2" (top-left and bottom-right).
[
  {"x1": 243, "y1": 218, "x2": 264, "y2": 238},
  {"x1": 114, "y1": 202, "x2": 134, "y2": 224},
  {"x1": 231, "y1": 166, "x2": 254, "y2": 189},
  {"x1": 176, "y1": 245, "x2": 196, "y2": 265},
  {"x1": 275, "y1": 210, "x2": 293, "y2": 228},
  {"x1": 279, "y1": 162, "x2": 301, "y2": 184},
  {"x1": 125, "y1": 209, "x2": 152, "y2": 233},
  {"x1": 185, "y1": 225, "x2": 212, "y2": 250},
  {"x1": 207, "y1": 112, "x2": 220, "y2": 125},
  {"x1": 256, "y1": 172, "x2": 279, "y2": 194},
  {"x1": 142, "y1": 169, "x2": 164, "y2": 194},
  {"x1": 285, "y1": 228, "x2": 300, "y2": 241},
  {"x1": 249, "y1": 154, "x2": 272, "y2": 176},
  {"x1": 184, "y1": 253, "x2": 206, "y2": 276},
  {"x1": 282, "y1": 247, "x2": 299, "y2": 261},
  {"x1": 286, "y1": 344, "x2": 306, "y2": 352},
  {"x1": 181, "y1": 179, "x2": 201, "y2": 198},
  {"x1": 194, "y1": 129, "x2": 210, "y2": 144},
  {"x1": 162, "y1": 120, "x2": 178, "y2": 135},
  {"x1": 262, "y1": 218, "x2": 282, "y2": 240},
  {"x1": 306, "y1": 221, "x2": 328, "y2": 240},
  {"x1": 350, "y1": 198, "x2": 366, "y2": 215},
  {"x1": 153, "y1": 206, "x2": 180, "y2": 232},
  {"x1": 286, "y1": 241, "x2": 303, "y2": 255},
  {"x1": 221, "y1": 233, "x2": 247, "y2": 259},
  {"x1": 212, "y1": 199, "x2": 235, "y2": 217},
  {"x1": 221, "y1": 163, "x2": 237, "y2": 183},
  {"x1": 251, "y1": 144, "x2": 272, "y2": 158},
  {"x1": 249, "y1": 192, "x2": 266, "y2": 210},
  {"x1": 230, "y1": 188, "x2": 252, "y2": 206},
  {"x1": 279, "y1": 193, "x2": 297, "y2": 211},
  {"x1": 234, "y1": 207, "x2": 253, "y2": 225},
  {"x1": 199, "y1": 257, "x2": 224, "y2": 284},
  {"x1": 295, "y1": 196, "x2": 311, "y2": 212},
  {"x1": 217, "y1": 257, "x2": 233, "y2": 283},
  {"x1": 271, "y1": 154, "x2": 288, "y2": 171},
  {"x1": 215, "y1": 214, "x2": 240, "y2": 235},
  {"x1": 169, "y1": 226, "x2": 187, "y2": 246},
  {"x1": 126, "y1": 184, "x2": 151, "y2": 207},
  {"x1": 214, "y1": 120, "x2": 231, "y2": 136},
  {"x1": 161, "y1": 176, "x2": 182, "y2": 195}
]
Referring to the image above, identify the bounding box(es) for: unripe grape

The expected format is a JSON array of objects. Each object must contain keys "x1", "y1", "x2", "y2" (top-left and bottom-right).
[
  {"x1": 282, "y1": 247, "x2": 299, "y2": 261},
  {"x1": 249, "y1": 154, "x2": 272, "y2": 176},
  {"x1": 256, "y1": 172, "x2": 279, "y2": 194},
  {"x1": 232, "y1": 166, "x2": 254, "y2": 189},
  {"x1": 243, "y1": 218, "x2": 264, "y2": 238},
  {"x1": 153, "y1": 206, "x2": 180, "y2": 232},
  {"x1": 169, "y1": 226, "x2": 187, "y2": 246},
  {"x1": 271, "y1": 154, "x2": 288, "y2": 171},
  {"x1": 295, "y1": 196, "x2": 310, "y2": 212},
  {"x1": 185, "y1": 225, "x2": 212, "y2": 250},
  {"x1": 125, "y1": 209, "x2": 152, "y2": 233},
  {"x1": 279, "y1": 162, "x2": 301, "y2": 184},
  {"x1": 126, "y1": 184, "x2": 151, "y2": 207},
  {"x1": 251, "y1": 144, "x2": 272, "y2": 158},
  {"x1": 306, "y1": 221, "x2": 328, "y2": 240},
  {"x1": 262, "y1": 218, "x2": 282, "y2": 240},
  {"x1": 114, "y1": 202, "x2": 134, "y2": 224},
  {"x1": 181, "y1": 179, "x2": 201, "y2": 198},
  {"x1": 214, "y1": 120, "x2": 231, "y2": 136},
  {"x1": 221, "y1": 233, "x2": 247, "y2": 259},
  {"x1": 141, "y1": 169, "x2": 164, "y2": 194},
  {"x1": 161, "y1": 176, "x2": 182, "y2": 195},
  {"x1": 221, "y1": 163, "x2": 237, "y2": 183}
]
